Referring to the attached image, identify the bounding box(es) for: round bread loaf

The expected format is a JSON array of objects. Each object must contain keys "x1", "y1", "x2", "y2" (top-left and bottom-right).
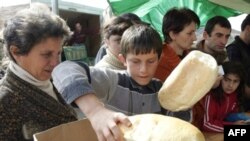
[
  {"x1": 119, "y1": 114, "x2": 205, "y2": 141},
  {"x1": 158, "y1": 50, "x2": 218, "y2": 111}
]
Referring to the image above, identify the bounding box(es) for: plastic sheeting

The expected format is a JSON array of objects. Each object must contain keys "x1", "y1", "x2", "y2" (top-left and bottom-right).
[{"x1": 107, "y1": 0, "x2": 241, "y2": 38}]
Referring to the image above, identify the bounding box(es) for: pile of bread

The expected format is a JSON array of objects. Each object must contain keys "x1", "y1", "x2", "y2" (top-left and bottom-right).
[{"x1": 120, "y1": 51, "x2": 218, "y2": 141}]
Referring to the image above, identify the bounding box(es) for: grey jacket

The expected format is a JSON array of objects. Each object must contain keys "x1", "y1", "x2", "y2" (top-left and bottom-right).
[{"x1": 52, "y1": 61, "x2": 164, "y2": 116}]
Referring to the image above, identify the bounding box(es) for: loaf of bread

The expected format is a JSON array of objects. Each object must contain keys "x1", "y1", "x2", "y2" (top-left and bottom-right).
[
  {"x1": 158, "y1": 50, "x2": 218, "y2": 111},
  {"x1": 119, "y1": 114, "x2": 205, "y2": 141}
]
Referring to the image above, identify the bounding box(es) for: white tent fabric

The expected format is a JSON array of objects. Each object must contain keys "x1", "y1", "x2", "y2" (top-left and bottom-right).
[{"x1": 228, "y1": 13, "x2": 247, "y2": 32}]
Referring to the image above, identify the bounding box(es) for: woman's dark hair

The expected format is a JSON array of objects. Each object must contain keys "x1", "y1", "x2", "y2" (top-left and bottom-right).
[
  {"x1": 212, "y1": 61, "x2": 245, "y2": 105},
  {"x1": 162, "y1": 7, "x2": 200, "y2": 43}
]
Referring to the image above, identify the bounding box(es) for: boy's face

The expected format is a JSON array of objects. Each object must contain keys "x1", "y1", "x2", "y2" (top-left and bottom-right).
[{"x1": 120, "y1": 50, "x2": 159, "y2": 86}]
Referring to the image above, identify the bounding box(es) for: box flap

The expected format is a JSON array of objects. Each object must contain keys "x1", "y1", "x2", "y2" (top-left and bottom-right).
[{"x1": 33, "y1": 119, "x2": 98, "y2": 141}]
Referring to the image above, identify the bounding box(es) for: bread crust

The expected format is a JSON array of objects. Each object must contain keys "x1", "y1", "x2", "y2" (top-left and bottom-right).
[
  {"x1": 158, "y1": 50, "x2": 218, "y2": 111},
  {"x1": 119, "y1": 114, "x2": 205, "y2": 141}
]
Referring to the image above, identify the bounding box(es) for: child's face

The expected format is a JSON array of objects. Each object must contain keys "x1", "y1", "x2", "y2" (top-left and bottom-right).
[
  {"x1": 106, "y1": 35, "x2": 122, "y2": 57},
  {"x1": 222, "y1": 73, "x2": 240, "y2": 94},
  {"x1": 122, "y1": 50, "x2": 159, "y2": 86}
]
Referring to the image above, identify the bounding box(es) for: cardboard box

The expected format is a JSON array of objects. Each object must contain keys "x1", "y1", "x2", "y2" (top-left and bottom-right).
[{"x1": 33, "y1": 119, "x2": 98, "y2": 141}]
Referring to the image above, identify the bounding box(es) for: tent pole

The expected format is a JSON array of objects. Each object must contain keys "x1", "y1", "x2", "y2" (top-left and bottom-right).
[{"x1": 51, "y1": 0, "x2": 59, "y2": 15}]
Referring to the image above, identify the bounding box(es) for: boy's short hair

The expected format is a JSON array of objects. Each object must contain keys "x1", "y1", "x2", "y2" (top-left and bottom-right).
[{"x1": 120, "y1": 24, "x2": 162, "y2": 58}]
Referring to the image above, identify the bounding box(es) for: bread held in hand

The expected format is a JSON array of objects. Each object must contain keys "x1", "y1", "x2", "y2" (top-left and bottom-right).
[{"x1": 158, "y1": 50, "x2": 218, "y2": 111}]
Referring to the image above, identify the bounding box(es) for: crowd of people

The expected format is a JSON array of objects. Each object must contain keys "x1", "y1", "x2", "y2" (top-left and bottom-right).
[{"x1": 0, "y1": 2, "x2": 250, "y2": 141}]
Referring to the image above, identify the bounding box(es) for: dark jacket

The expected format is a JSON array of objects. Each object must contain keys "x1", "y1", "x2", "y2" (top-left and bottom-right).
[
  {"x1": 0, "y1": 69, "x2": 77, "y2": 141},
  {"x1": 226, "y1": 36, "x2": 250, "y2": 62}
]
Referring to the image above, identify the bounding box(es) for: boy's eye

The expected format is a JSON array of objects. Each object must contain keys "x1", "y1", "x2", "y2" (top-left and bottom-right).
[
  {"x1": 148, "y1": 59, "x2": 156, "y2": 63},
  {"x1": 42, "y1": 53, "x2": 52, "y2": 58},
  {"x1": 132, "y1": 60, "x2": 139, "y2": 64}
]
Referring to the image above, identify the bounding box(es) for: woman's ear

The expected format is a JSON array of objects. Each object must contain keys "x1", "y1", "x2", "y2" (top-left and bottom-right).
[
  {"x1": 118, "y1": 53, "x2": 127, "y2": 67},
  {"x1": 10, "y1": 45, "x2": 19, "y2": 60},
  {"x1": 169, "y1": 31, "x2": 176, "y2": 41}
]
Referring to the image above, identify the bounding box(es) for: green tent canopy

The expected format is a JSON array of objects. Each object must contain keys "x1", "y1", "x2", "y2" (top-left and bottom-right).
[{"x1": 107, "y1": 0, "x2": 241, "y2": 39}]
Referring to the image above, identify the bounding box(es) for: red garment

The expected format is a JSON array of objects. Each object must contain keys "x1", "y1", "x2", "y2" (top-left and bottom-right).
[
  {"x1": 154, "y1": 44, "x2": 181, "y2": 82},
  {"x1": 70, "y1": 31, "x2": 86, "y2": 45},
  {"x1": 202, "y1": 91, "x2": 238, "y2": 133},
  {"x1": 192, "y1": 100, "x2": 206, "y2": 129}
]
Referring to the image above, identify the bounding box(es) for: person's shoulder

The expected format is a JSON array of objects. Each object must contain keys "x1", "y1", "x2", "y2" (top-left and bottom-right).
[
  {"x1": 0, "y1": 82, "x2": 9, "y2": 99},
  {"x1": 94, "y1": 59, "x2": 109, "y2": 68},
  {"x1": 56, "y1": 61, "x2": 74, "y2": 69},
  {"x1": 95, "y1": 62, "x2": 117, "y2": 70},
  {"x1": 91, "y1": 66, "x2": 123, "y2": 79},
  {"x1": 162, "y1": 43, "x2": 172, "y2": 51},
  {"x1": 226, "y1": 36, "x2": 242, "y2": 49},
  {"x1": 54, "y1": 61, "x2": 89, "y2": 76},
  {"x1": 226, "y1": 42, "x2": 240, "y2": 53},
  {"x1": 0, "y1": 81, "x2": 19, "y2": 106},
  {"x1": 226, "y1": 42, "x2": 238, "y2": 49},
  {"x1": 161, "y1": 44, "x2": 179, "y2": 57},
  {"x1": 152, "y1": 77, "x2": 162, "y2": 83},
  {"x1": 194, "y1": 40, "x2": 205, "y2": 51},
  {"x1": 151, "y1": 77, "x2": 163, "y2": 89}
]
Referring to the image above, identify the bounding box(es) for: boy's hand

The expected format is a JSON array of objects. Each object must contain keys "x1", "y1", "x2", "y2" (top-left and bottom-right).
[
  {"x1": 75, "y1": 94, "x2": 131, "y2": 141},
  {"x1": 89, "y1": 107, "x2": 131, "y2": 141}
]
